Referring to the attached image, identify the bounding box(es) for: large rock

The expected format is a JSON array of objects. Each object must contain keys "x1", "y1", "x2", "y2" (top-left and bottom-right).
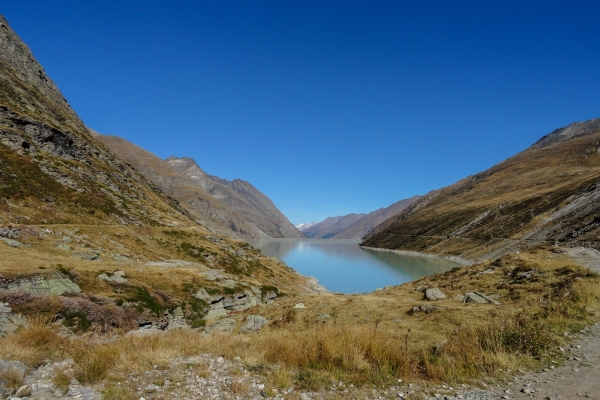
[
  {"x1": 423, "y1": 288, "x2": 446, "y2": 301},
  {"x1": 204, "y1": 318, "x2": 236, "y2": 334},
  {"x1": 463, "y1": 291, "x2": 500, "y2": 304},
  {"x1": 240, "y1": 315, "x2": 268, "y2": 334},
  {"x1": 3, "y1": 275, "x2": 81, "y2": 296},
  {"x1": 1, "y1": 237, "x2": 21, "y2": 248}
]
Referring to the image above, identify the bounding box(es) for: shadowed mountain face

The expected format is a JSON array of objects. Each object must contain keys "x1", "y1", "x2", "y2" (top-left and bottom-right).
[
  {"x1": 166, "y1": 157, "x2": 304, "y2": 239},
  {"x1": 303, "y1": 196, "x2": 420, "y2": 239},
  {"x1": 0, "y1": 15, "x2": 191, "y2": 227},
  {"x1": 362, "y1": 119, "x2": 600, "y2": 261}
]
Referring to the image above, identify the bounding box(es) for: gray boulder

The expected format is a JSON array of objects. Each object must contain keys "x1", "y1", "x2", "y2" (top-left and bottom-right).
[
  {"x1": 423, "y1": 288, "x2": 446, "y2": 301},
  {"x1": 240, "y1": 314, "x2": 268, "y2": 334},
  {"x1": 463, "y1": 291, "x2": 500, "y2": 304},
  {"x1": 204, "y1": 318, "x2": 236, "y2": 334},
  {"x1": 1, "y1": 237, "x2": 21, "y2": 248},
  {"x1": 97, "y1": 271, "x2": 127, "y2": 284},
  {"x1": 5, "y1": 275, "x2": 81, "y2": 296}
]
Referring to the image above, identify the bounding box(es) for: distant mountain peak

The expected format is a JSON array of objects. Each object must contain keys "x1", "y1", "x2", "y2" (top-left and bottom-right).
[{"x1": 295, "y1": 222, "x2": 317, "y2": 231}]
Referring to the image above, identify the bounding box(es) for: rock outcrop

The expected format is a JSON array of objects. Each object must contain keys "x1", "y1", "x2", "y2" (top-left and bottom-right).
[{"x1": 0, "y1": 15, "x2": 195, "y2": 228}]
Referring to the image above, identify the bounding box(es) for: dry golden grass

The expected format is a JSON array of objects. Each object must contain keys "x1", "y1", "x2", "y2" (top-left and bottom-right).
[
  {"x1": 0, "y1": 316, "x2": 65, "y2": 368},
  {"x1": 0, "y1": 250, "x2": 597, "y2": 391},
  {"x1": 0, "y1": 365, "x2": 24, "y2": 390},
  {"x1": 52, "y1": 368, "x2": 71, "y2": 394}
]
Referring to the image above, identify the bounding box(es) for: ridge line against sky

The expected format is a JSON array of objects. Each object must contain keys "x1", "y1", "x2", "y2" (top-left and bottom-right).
[{"x1": 3, "y1": 1, "x2": 600, "y2": 224}]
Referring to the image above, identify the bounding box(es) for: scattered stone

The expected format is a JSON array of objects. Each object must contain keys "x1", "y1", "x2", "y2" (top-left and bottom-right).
[
  {"x1": 409, "y1": 304, "x2": 444, "y2": 315},
  {"x1": 318, "y1": 313, "x2": 331, "y2": 322},
  {"x1": 56, "y1": 243, "x2": 71, "y2": 251},
  {"x1": 518, "y1": 269, "x2": 536, "y2": 279},
  {"x1": 15, "y1": 384, "x2": 31, "y2": 397},
  {"x1": 97, "y1": 271, "x2": 128, "y2": 283},
  {"x1": 240, "y1": 314, "x2": 268, "y2": 333},
  {"x1": 424, "y1": 288, "x2": 446, "y2": 301},
  {"x1": 293, "y1": 303, "x2": 305, "y2": 309}
]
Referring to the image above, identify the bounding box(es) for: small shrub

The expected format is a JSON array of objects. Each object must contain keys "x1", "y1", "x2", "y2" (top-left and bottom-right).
[
  {"x1": 53, "y1": 368, "x2": 71, "y2": 394},
  {"x1": 72, "y1": 344, "x2": 117, "y2": 384},
  {"x1": 0, "y1": 365, "x2": 24, "y2": 389},
  {"x1": 191, "y1": 318, "x2": 206, "y2": 328}
]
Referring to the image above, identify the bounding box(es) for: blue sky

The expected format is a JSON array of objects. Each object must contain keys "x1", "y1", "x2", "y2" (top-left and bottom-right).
[{"x1": 3, "y1": 1, "x2": 600, "y2": 224}]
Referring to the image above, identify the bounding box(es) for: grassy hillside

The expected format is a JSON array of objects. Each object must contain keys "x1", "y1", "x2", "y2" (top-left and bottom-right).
[{"x1": 362, "y1": 119, "x2": 600, "y2": 261}]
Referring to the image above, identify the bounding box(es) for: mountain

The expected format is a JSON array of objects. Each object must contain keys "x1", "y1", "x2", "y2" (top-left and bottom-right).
[
  {"x1": 0, "y1": 13, "x2": 316, "y2": 329},
  {"x1": 97, "y1": 135, "x2": 262, "y2": 239},
  {"x1": 302, "y1": 214, "x2": 366, "y2": 239},
  {"x1": 295, "y1": 222, "x2": 316, "y2": 231},
  {"x1": 331, "y1": 196, "x2": 421, "y2": 239},
  {"x1": 302, "y1": 196, "x2": 420, "y2": 239},
  {"x1": 165, "y1": 156, "x2": 304, "y2": 239},
  {"x1": 362, "y1": 118, "x2": 600, "y2": 261},
  {"x1": 0, "y1": 15, "x2": 190, "y2": 228}
]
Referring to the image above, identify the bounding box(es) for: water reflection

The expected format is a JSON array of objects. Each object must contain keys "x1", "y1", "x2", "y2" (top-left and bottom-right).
[{"x1": 248, "y1": 238, "x2": 460, "y2": 294}]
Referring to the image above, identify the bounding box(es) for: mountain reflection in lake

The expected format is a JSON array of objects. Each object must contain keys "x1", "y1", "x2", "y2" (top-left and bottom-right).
[{"x1": 248, "y1": 238, "x2": 461, "y2": 294}]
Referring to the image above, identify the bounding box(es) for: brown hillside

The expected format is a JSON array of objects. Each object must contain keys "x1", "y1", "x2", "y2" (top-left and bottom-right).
[
  {"x1": 98, "y1": 135, "x2": 261, "y2": 240},
  {"x1": 362, "y1": 119, "x2": 600, "y2": 260},
  {"x1": 166, "y1": 156, "x2": 304, "y2": 238}
]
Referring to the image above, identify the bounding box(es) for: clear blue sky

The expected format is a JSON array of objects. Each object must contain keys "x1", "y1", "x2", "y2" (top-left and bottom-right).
[{"x1": 3, "y1": 1, "x2": 600, "y2": 224}]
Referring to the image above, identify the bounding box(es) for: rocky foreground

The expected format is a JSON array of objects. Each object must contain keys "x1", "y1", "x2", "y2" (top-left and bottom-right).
[{"x1": 2, "y1": 322, "x2": 598, "y2": 399}]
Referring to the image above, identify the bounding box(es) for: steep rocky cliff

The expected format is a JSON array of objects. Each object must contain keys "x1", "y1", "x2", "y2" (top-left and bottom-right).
[
  {"x1": 166, "y1": 156, "x2": 304, "y2": 238},
  {"x1": 362, "y1": 119, "x2": 600, "y2": 260}
]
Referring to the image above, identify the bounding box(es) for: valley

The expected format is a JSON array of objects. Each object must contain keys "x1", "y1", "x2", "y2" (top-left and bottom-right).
[{"x1": 0, "y1": 12, "x2": 599, "y2": 400}]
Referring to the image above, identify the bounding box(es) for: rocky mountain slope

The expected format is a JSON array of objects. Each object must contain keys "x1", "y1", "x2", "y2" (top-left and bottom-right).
[
  {"x1": 98, "y1": 135, "x2": 263, "y2": 240},
  {"x1": 0, "y1": 14, "x2": 317, "y2": 336},
  {"x1": 362, "y1": 118, "x2": 600, "y2": 260},
  {"x1": 166, "y1": 156, "x2": 303, "y2": 239},
  {"x1": 0, "y1": 15, "x2": 190, "y2": 229},
  {"x1": 303, "y1": 196, "x2": 420, "y2": 239}
]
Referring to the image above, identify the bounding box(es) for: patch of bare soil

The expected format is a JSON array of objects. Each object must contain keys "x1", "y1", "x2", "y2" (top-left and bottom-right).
[{"x1": 492, "y1": 323, "x2": 600, "y2": 400}]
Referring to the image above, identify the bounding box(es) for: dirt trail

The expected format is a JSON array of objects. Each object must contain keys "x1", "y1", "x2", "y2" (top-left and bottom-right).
[
  {"x1": 489, "y1": 247, "x2": 600, "y2": 400},
  {"x1": 492, "y1": 323, "x2": 599, "y2": 399}
]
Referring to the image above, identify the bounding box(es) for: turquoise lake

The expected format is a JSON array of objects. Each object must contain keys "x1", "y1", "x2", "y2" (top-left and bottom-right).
[{"x1": 248, "y1": 238, "x2": 461, "y2": 294}]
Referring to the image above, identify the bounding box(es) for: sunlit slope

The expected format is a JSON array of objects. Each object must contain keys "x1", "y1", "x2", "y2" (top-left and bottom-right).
[
  {"x1": 167, "y1": 156, "x2": 305, "y2": 239},
  {"x1": 98, "y1": 135, "x2": 260, "y2": 239},
  {"x1": 362, "y1": 119, "x2": 600, "y2": 260},
  {"x1": 0, "y1": 15, "x2": 192, "y2": 227}
]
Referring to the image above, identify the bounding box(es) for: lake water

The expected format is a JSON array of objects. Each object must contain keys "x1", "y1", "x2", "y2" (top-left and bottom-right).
[{"x1": 248, "y1": 238, "x2": 461, "y2": 294}]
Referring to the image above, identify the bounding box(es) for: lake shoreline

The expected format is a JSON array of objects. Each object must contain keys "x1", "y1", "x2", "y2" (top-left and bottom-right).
[{"x1": 359, "y1": 245, "x2": 472, "y2": 266}]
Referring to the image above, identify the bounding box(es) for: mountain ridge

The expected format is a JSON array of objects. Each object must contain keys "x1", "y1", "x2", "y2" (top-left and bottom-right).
[
  {"x1": 303, "y1": 196, "x2": 420, "y2": 239},
  {"x1": 362, "y1": 118, "x2": 600, "y2": 260},
  {"x1": 166, "y1": 156, "x2": 304, "y2": 239}
]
